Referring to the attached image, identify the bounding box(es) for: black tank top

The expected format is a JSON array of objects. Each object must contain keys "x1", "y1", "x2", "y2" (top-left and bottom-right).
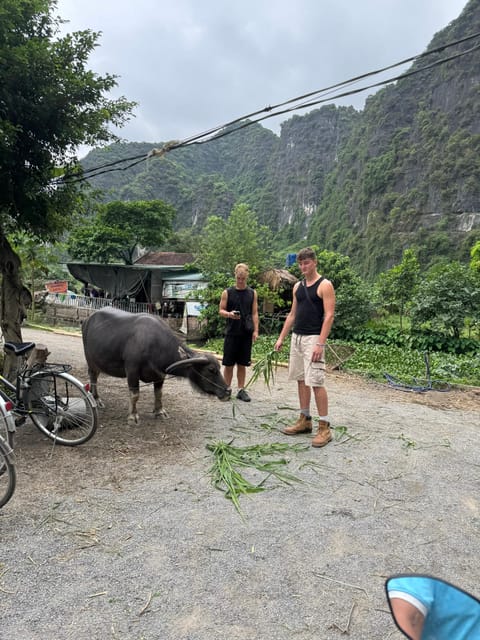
[
  {"x1": 226, "y1": 287, "x2": 254, "y2": 336},
  {"x1": 293, "y1": 277, "x2": 325, "y2": 335}
]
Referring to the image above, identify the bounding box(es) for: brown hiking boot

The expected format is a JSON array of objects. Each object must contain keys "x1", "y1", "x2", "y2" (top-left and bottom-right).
[
  {"x1": 311, "y1": 420, "x2": 332, "y2": 448},
  {"x1": 282, "y1": 414, "x2": 312, "y2": 435}
]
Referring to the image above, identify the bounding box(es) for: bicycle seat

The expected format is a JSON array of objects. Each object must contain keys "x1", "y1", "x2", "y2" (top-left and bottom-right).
[{"x1": 3, "y1": 342, "x2": 35, "y2": 356}]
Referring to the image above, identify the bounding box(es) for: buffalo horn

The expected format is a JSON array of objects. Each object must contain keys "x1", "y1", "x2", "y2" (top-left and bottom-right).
[{"x1": 166, "y1": 356, "x2": 210, "y2": 374}]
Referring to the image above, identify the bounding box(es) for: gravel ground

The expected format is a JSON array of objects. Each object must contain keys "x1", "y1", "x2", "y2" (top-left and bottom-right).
[{"x1": 0, "y1": 327, "x2": 479, "y2": 640}]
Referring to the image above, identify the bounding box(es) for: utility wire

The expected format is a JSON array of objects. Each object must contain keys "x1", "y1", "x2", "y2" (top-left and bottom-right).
[
  {"x1": 59, "y1": 30, "x2": 480, "y2": 185},
  {"x1": 76, "y1": 153, "x2": 149, "y2": 176},
  {"x1": 64, "y1": 31, "x2": 480, "y2": 181},
  {"x1": 153, "y1": 29, "x2": 480, "y2": 148},
  {"x1": 198, "y1": 40, "x2": 480, "y2": 145}
]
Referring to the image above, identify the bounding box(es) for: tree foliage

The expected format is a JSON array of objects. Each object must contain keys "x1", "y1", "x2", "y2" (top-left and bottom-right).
[
  {"x1": 471, "y1": 240, "x2": 480, "y2": 274},
  {"x1": 410, "y1": 261, "x2": 480, "y2": 338},
  {"x1": 66, "y1": 223, "x2": 130, "y2": 264},
  {"x1": 376, "y1": 249, "x2": 420, "y2": 328},
  {"x1": 67, "y1": 200, "x2": 175, "y2": 264},
  {"x1": 0, "y1": 0, "x2": 135, "y2": 238},
  {"x1": 316, "y1": 249, "x2": 374, "y2": 337},
  {"x1": 0, "y1": 0, "x2": 135, "y2": 343},
  {"x1": 10, "y1": 230, "x2": 61, "y2": 286},
  {"x1": 192, "y1": 203, "x2": 274, "y2": 337},
  {"x1": 9, "y1": 230, "x2": 65, "y2": 318},
  {"x1": 161, "y1": 228, "x2": 199, "y2": 254},
  {"x1": 195, "y1": 203, "x2": 273, "y2": 277}
]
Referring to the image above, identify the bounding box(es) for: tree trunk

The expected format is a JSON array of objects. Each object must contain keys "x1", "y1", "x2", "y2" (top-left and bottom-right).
[{"x1": 0, "y1": 233, "x2": 32, "y2": 379}]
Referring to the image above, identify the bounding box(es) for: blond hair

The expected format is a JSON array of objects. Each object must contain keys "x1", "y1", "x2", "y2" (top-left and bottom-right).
[{"x1": 234, "y1": 263, "x2": 249, "y2": 275}]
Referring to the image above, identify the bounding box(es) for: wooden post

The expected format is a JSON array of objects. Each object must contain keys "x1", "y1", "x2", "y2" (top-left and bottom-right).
[{"x1": 26, "y1": 344, "x2": 50, "y2": 369}]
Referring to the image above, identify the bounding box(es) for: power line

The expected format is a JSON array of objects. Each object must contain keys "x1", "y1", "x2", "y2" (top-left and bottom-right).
[
  {"x1": 58, "y1": 30, "x2": 480, "y2": 185},
  {"x1": 171, "y1": 29, "x2": 480, "y2": 146},
  {"x1": 203, "y1": 39, "x2": 480, "y2": 143}
]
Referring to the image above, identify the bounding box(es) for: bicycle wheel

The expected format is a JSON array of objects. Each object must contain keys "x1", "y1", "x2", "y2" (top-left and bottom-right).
[
  {"x1": 0, "y1": 438, "x2": 16, "y2": 508},
  {"x1": 384, "y1": 373, "x2": 427, "y2": 393},
  {"x1": 430, "y1": 379, "x2": 452, "y2": 392},
  {"x1": 26, "y1": 371, "x2": 98, "y2": 446}
]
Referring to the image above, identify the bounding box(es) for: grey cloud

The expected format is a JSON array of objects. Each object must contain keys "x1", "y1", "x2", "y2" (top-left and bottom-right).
[{"x1": 57, "y1": 0, "x2": 468, "y2": 144}]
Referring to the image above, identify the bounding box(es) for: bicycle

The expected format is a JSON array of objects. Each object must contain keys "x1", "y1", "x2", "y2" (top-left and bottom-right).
[
  {"x1": 0, "y1": 341, "x2": 98, "y2": 447},
  {"x1": 384, "y1": 352, "x2": 452, "y2": 393},
  {"x1": 0, "y1": 395, "x2": 16, "y2": 508}
]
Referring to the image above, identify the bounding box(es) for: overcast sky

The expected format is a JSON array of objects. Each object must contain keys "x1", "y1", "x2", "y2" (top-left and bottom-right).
[{"x1": 55, "y1": 0, "x2": 468, "y2": 147}]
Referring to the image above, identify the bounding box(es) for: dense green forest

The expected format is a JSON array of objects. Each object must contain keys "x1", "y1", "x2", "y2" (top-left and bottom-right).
[{"x1": 82, "y1": 0, "x2": 480, "y2": 278}]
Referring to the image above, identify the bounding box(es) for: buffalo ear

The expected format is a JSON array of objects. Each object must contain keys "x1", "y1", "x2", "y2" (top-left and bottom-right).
[{"x1": 166, "y1": 356, "x2": 210, "y2": 374}]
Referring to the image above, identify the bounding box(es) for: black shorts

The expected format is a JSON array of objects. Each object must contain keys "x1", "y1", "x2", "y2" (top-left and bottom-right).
[{"x1": 222, "y1": 334, "x2": 253, "y2": 367}]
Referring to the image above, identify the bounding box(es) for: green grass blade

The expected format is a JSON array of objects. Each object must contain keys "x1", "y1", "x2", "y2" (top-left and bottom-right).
[{"x1": 206, "y1": 440, "x2": 306, "y2": 518}]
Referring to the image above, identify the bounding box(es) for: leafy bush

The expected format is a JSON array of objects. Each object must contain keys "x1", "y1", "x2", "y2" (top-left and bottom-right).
[
  {"x1": 201, "y1": 336, "x2": 480, "y2": 386},
  {"x1": 408, "y1": 331, "x2": 479, "y2": 355},
  {"x1": 341, "y1": 343, "x2": 480, "y2": 386},
  {"x1": 343, "y1": 327, "x2": 407, "y2": 347},
  {"x1": 338, "y1": 325, "x2": 479, "y2": 355},
  {"x1": 410, "y1": 261, "x2": 480, "y2": 339}
]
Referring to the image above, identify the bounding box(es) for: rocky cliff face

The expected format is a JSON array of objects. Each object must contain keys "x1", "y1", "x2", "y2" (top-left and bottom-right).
[
  {"x1": 83, "y1": 0, "x2": 480, "y2": 276},
  {"x1": 272, "y1": 106, "x2": 359, "y2": 229},
  {"x1": 306, "y1": 0, "x2": 480, "y2": 274},
  {"x1": 83, "y1": 106, "x2": 358, "y2": 232}
]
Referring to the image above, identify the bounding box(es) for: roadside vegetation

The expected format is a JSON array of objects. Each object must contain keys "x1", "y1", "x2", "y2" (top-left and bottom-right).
[
  {"x1": 20, "y1": 207, "x2": 480, "y2": 389},
  {"x1": 201, "y1": 336, "x2": 480, "y2": 388},
  {"x1": 197, "y1": 227, "x2": 479, "y2": 388}
]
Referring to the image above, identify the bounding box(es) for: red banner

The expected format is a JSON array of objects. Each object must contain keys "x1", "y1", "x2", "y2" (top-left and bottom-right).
[{"x1": 45, "y1": 280, "x2": 68, "y2": 294}]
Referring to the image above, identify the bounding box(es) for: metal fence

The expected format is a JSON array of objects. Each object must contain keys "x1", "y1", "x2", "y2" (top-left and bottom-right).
[{"x1": 45, "y1": 293, "x2": 153, "y2": 315}]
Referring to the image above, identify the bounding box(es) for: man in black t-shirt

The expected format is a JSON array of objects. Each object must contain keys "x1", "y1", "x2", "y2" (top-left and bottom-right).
[{"x1": 219, "y1": 263, "x2": 259, "y2": 401}]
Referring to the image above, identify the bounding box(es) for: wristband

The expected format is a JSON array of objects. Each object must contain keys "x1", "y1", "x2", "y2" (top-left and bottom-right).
[{"x1": 316, "y1": 343, "x2": 325, "y2": 346}]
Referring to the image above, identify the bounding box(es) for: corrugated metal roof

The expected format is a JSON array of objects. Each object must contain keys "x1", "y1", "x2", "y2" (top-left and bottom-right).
[
  {"x1": 134, "y1": 252, "x2": 194, "y2": 266},
  {"x1": 162, "y1": 273, "x2": 206, "y2": 281}
]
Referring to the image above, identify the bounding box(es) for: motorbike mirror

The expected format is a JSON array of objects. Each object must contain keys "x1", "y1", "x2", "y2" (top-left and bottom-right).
[{"x1": 385, "y1": 574, "x2": 480, "y2": 640}]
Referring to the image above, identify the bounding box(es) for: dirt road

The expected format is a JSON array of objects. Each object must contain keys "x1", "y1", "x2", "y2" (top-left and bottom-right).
[{"x1": 1, "y1": 327, "x2": 479, "y2": 640}]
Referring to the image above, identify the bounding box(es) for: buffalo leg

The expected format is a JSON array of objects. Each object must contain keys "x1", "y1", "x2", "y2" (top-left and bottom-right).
[
  {"x1": 88, "y1": 366, "x2": 105, "y2": 408},
  {"x1": 128, "y1": 386, "x2": 140, "y2": 424},
  {"x1": 153, "y1": 378, "x2": 168, "y2": 418}
]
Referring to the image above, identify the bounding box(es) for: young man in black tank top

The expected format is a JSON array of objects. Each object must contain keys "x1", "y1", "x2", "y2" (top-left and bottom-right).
[
  {"x1": 219, "y1": 263, "x2": 259, "y2": 401},
  {"x1": 274, "y1": 248, "x2": 336, "y2": 447}
]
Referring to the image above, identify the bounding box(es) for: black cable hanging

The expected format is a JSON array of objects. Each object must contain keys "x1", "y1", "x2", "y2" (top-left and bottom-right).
[{"x1": 57, "y1": 30, "x2": 480, "y2": 185}]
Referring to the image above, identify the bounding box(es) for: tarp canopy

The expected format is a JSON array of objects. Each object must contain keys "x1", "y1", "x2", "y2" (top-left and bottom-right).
[
  {"x1": 67, "y1": 263, "x2": 150, "y2": 299},
  {"x1": 180, "y1": 301, "x2": 205, "y2": 334}
]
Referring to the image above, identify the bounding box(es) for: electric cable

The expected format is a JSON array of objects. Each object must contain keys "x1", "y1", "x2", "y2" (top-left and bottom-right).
[
  {"x1": 57, "y1": 30, "x2": 480, "y2": 185},
  {"x1": 197, "y1": 40, "x2": 480, "y2": 145}
]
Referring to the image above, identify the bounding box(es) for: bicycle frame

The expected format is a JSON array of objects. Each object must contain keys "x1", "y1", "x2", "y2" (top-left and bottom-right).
[
  {"x1": 0, "y1": 394, "x2": 16, "y2": 448},
  {"x1": 0, "y1": 370, "x2": 32, "y2": 422},
  {"x1": 0, "y1": 395, "x2": 17, "y2": 508},
  {"x1": 0, "y1": 372, "x2": 18, "y2": 393}
]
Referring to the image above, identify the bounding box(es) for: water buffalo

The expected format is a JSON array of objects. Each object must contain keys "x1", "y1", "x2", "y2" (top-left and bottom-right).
[{"x1": 82, "y1": 307, "x2": 231, "y2": 423}]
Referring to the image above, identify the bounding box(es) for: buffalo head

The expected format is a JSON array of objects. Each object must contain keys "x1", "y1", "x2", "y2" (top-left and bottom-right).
[{"x1": 166, "y1": 355, "x2": 231, "y2": 400}]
